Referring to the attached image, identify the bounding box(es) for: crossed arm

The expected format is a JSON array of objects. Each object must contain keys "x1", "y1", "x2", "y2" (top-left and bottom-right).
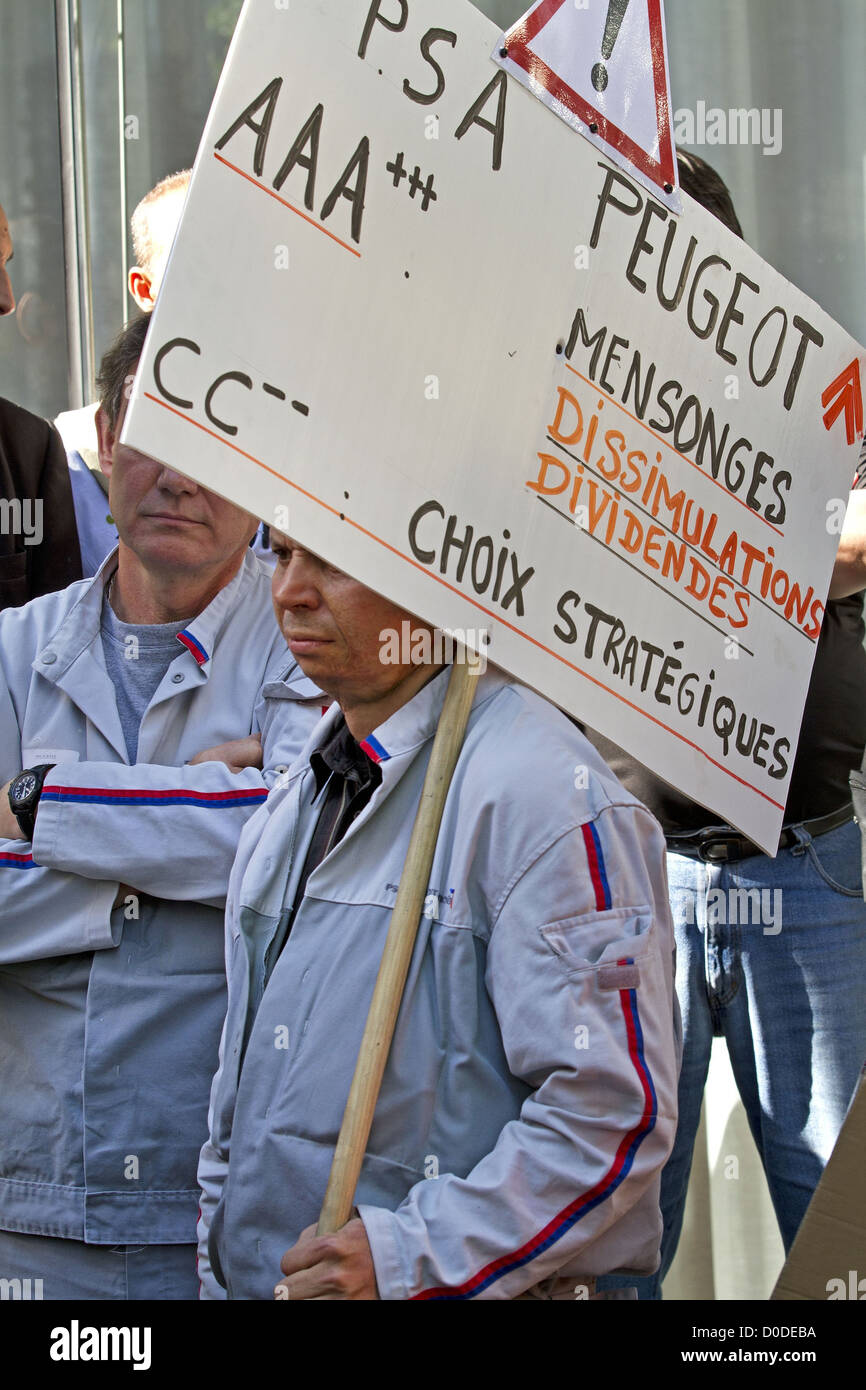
[
  {"x1": 0, "y1": 736, "x2": 269, "y2": 961},
  {"x1": 0, "y1": 736, "x2": 264, "y2": 843}
]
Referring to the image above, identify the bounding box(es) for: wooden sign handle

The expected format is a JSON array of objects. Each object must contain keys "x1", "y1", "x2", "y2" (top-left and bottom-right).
[{"x1": 317, "y1": 659, "x2": 481, "y2": 1236}]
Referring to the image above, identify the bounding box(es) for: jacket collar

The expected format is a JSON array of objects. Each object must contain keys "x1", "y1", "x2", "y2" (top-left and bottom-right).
[
  {"x1": 32, "y1": 547, "x2": 117, "y2": 682},
  {"x1": 31, "y1": 550, "x2": 127, "y2": 760},
  {"x1": 170, "y1": 550, "x2": 265, "y2": 675},
  {"x1": 35, "y1": 547, "x2": 262, "y2": 683},
  {"x1": 290, "y1": 663, "x2": 511, "y2": 786},
  {"x1": 239, "y1": 666, "x2": 512, "y2": 925},
  {"x1": 31, "y1": 549, "x2": 267, "y2": 761},
  {"x1": 361, "y1": 663, "x2": 509, "y2": 768}
]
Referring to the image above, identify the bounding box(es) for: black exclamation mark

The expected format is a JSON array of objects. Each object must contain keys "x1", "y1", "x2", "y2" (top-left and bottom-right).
[{"x1": 591, "y1": 0, "x2": 630, "y2": 92}]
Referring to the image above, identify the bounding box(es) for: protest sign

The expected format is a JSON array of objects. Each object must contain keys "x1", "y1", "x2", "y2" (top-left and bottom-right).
[{"x1": 122, "y1": 0, "x2": 866, "y2": 853}]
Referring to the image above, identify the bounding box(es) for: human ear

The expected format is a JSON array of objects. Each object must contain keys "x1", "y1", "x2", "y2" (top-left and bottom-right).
[
  {"x1": 95, "y1": 407, "x2": 117, "y2": 479},
  {"x1": 128, "y1": 267, "x2": 156, "y2": 311}
]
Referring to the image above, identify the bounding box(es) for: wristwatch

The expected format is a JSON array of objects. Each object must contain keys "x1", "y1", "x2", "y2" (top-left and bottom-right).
[{"x1": 7, "y1": 764, "x2": 55, "y2": 839}]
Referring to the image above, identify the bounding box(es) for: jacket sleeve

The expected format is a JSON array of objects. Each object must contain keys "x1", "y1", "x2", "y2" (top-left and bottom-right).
[
  {"x1": 0, "y1": 836, "x2": 120, "y2": 962},
  {"x1": 197, "y1": 1140, "x2": 229, "y2": 1300},
  {"x1": 31, "y1": 760, "x2": 270, "y2": 908},
  {"x1": 358, "y1": 802, "x2": 679, "y2": 1300},
  {"x1": 0, "y1": 648, "x2": 119, "y2": 962},
  {"x1": 29, "y1": 645, "x2": 323, "y2": 905},
  {"x1": 196, "y1": 837, "x2": 254, "y2": 1302},
  {"x1": 32, "y1": 669, "x2": 324, "y2": 906}
]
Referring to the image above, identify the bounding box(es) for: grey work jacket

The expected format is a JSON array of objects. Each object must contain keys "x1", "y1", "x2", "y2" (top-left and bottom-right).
[
  {"x1": 0, "y1": 550, "x2": 322, "y2": 1244},
  {"x1": 199, "y1": 668, "x2": 679, "y2": 1299}
]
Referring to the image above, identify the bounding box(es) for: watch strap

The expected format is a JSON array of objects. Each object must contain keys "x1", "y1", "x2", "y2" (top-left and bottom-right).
[{"x1": 8, "y1": 763, "x2": 56, "y2": 840}]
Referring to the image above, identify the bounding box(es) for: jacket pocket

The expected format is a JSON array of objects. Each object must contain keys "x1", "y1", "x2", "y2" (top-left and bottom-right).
[{"x1": 539, "y1": 906, "x2": 655, "y2": 979}]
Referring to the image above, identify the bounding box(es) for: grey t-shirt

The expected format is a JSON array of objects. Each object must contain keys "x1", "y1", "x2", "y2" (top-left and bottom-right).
[{"x1": 101, "y1": 590, "x2": 190, "y2": 761}]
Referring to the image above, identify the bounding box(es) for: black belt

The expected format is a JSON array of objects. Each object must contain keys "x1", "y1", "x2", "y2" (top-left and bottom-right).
[{"x1": 665, "y1": 802, "x2": 854, "y2": 863}]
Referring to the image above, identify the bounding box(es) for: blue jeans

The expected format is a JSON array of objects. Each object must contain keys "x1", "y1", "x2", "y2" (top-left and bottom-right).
[{"x1": 601, "y1": 818, "x2": 866, "y2": 1299}]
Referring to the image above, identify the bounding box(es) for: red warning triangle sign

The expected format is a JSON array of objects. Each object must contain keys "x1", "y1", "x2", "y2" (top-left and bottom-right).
[{"x1": 498, "y1": 0, "x2": 679, "y2": 209}]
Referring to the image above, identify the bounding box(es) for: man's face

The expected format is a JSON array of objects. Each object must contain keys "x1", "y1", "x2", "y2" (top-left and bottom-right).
[
  {"x1": 96, "y1": 394, "x2": 258, "y2": 578},
  {"x1": 270, "y1": 531, "x2": 435, "y2": 708},
  {"x1": 0, "y1": 203, "x2": 14, "y2": 316}
]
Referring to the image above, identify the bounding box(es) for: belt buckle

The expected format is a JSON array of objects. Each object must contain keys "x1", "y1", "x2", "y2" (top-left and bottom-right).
[{"x1": 698, "y1": 835, "x2": 738, "y2": 863}]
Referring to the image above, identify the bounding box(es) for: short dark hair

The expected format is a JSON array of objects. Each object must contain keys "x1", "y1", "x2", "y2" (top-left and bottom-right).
[
  {"x1": 676, "y1": 150, "x2": 743, "y2": 239},
  {"x1": 130, "y1": 169, "x2": 191, "y2": 274},
  {"x1": 96, "y1": 313, "x2": 150, "y2": 426}
]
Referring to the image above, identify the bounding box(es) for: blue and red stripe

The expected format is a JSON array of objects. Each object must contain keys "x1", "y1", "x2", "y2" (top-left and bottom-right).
[
  {"x1": 411, "y1": 958, "x2": 656, "y2": 1301},
  {"x1": 176, "y1": 630, "x2": 209, "y2": 665},
  {"x1": 581, "y1": 820, "x2": 611, "y2": 909},
  {"x1": 41, "y1": 785, "x2": 266, "y2": 809},
  {"x1": 359, "y1": 734, "x2": 389, "y2": 764},
  {"x1": 0, "y1": 851, "x2": 36, "y2": 870}
]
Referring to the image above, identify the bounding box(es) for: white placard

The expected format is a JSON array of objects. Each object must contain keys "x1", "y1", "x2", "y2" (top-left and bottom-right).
[{"x1": 123, "y1": 0, "x2": 865, "y2": 854}]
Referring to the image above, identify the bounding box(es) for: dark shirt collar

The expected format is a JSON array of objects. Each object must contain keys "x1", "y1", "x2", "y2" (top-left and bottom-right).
[{"x1": 310, "y1": 714, "x2": 382, "y2": 797}]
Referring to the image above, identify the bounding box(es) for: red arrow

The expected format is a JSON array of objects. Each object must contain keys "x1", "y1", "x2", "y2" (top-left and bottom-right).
[{"x1": 821, "y1": 358, "x2": 863, "y2": 445}]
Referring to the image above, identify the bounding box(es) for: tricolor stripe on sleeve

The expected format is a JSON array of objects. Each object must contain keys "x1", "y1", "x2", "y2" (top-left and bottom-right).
[
  {"x1": 0, "y1": 851, "x2": 36, "y2": 869},
  {"x1": 41, "y1": 786, "x2": 267, "y2": 809},
  {"x1": 581, "y1": 819, "x2": 612, "y2": 910},
  {"x1": 410, "y1": 958, "x2": 657, "y2": 1300}
]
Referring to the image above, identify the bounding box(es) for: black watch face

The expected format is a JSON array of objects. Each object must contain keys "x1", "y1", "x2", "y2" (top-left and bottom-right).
[{"x1": 12, "y1": 772, "x2": 38, "y2": 805}]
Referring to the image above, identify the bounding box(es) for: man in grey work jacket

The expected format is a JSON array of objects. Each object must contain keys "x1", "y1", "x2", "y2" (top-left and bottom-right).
[
  {"x1": 197, "y1": 532, "x2": 679, "y2": 1300},
  {"x1": 0, "y1": 319, "x2": 321, "y2": 1299}
]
